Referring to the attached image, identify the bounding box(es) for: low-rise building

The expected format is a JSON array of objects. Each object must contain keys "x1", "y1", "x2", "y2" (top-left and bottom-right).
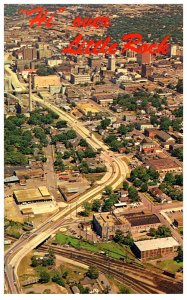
[
  {"x1": 32, "y1": 74, "x2": 61, "y2": 89},
  {"x1": 92, "y1": 94, "x2": 113, "y2": 106},
  {"x1": 140, "y1": 140, "x2": 161, "y2": 154},
  {"x1": 146, "y1": 158, "x2": 182, "y2": 174},
  {"x1": 125, "y1": 213, "x2": 161, "y2": 233},
  {"x1": 70, "y1": 73, "x2": 91, "y2": 84},
  {"x1": 13, "y1": 186, "x2": 52, "y2": 204},
  {"x1": 133, "y1": 237, "x2": 179, "y2": 260},
  {"x1": 144, "y1": 128, "x2": 158, "y2": 138},
  {"x1": 156, "y1": 131, "x2": 175, "y2": 143},
  {"x1": 136, "y1": 123, "x2": 154, "y2": 131}
]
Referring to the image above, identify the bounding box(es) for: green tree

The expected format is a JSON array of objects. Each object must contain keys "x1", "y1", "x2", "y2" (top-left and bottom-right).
[
  {"x1": 141, "y1": 183, "x2": 148, "y2": 192},
  {"x1": 31, "y1": 256, "x2": 39, "y2": 267},
  {"x1": 87, "y1": 265, "x2": 99, "y2": 279},
  {"x1": 118, "y1": 125, "x2": 128, "y2": 135},
  {"x1": 150, "y1": 225, "x2": 171, "y2": 238},
  {"x1": 63, "y1": 151, "x2": 72, "y2": 159},
  {"x1": 100, "y1": 118, "x2": 111, "y2": 129},
  {"x1": 104, "y1": 185, "x2": 112, "y2": 195},
  {"x1": 160, "y1": 117, "x2": 171, "y2": 131},
  {"x1": 66, "y1": 130, "x2": 77, "y2": 140},
  {"x1": 56, "y1": 120, "x2": 67, "y2": 128},
  {"x1": 134, "y1": 179, "x2": 143, "y2": 188},
  {"x1": 52, "y1": 272, "x2": 65, "y2": 286},
  {"x1": 128, "y1": 186, "x2": 140, "y2": 202},
  {"x1": 92, "y1": 199, "x2": 101, "y2": 212},
  {"x1": 175, "y1": 247, "x2": 183, "y2": 262},
  {"x1": 164, "y1": 173, "x2": 175, "y2": 184},
  {"x1": 114, "y1": 229, "x2": 124, "y2": 244},
  {"x1": 176, "y1": 79, "x2": 183, "y2": 94},
  {"x1": 80, "y1": 201, "x2": 92, "y2": 216},
  {"x1": 39, "y1": 270, "x2": 50, "y2": 283},
  {"x1": 119, "y1": 286, "x2": 131, "y2": 294},
  {"x1": 172, "y1": 148, "x2": 183, "y2": 161},
  {"x1": 79, "y1": 139, "x2": 88, "y2": 147},
  {"x1": 175, "y1": 174, "x2": 183, "y2": 186},
  {"x1": 123, "y1": 181, "x2": 129, "y2": 190},
  {"x1": 172, "y1": 119, "x2": 181, "y2": 131}
]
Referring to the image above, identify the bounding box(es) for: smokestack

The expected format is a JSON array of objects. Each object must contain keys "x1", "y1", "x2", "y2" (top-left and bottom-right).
[{"x1": 29, "y1": 73, "x2": 32, "y2": 112}]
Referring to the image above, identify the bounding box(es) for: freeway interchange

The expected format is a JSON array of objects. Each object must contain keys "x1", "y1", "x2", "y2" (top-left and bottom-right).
[{"x1": 4, "y1": 69, "x2": 129, "y2": 293}]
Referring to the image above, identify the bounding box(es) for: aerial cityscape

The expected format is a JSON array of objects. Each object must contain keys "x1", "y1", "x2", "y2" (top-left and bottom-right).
[{"x1": 4, "y1": 3, "x2": 183, "y2": 294}]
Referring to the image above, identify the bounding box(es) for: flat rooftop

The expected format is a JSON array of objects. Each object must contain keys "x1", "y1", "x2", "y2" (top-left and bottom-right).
[
  {"x1": 94, "y1": 212, "x2": 130, "y2": 227},
  {"x1": 147, "y1": 158, "x2": 181, "y2": 171},
  {"x1": 134, "y1": 237, "x2": 179, "y2": 252},
  {"x1": 13, "y1": 186, "x2": 52, "y2": 203},
  {"x1": 125, "y1": 214, "x2": 160, "y2": 227}
]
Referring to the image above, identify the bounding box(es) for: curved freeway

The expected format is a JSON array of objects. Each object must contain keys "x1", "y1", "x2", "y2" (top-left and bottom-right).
[{"x1": 4, "y1": 67, "x2": 130, "y2": 294}]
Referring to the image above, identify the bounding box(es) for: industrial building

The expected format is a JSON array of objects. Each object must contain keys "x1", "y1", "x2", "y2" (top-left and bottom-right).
[
  {"x1": 58, "y1": 182, "x2": 90, "y2": 202},
  {"x1": 124, "y1": 213, "x2": 161, "y2": 233},
  {"x1": 133, "y1": 237, "x2": 179, "y2": 260},
  {"x1": 13, "y1": 186, "x2": 52, "y2": 204},
  {"x1": 93, "y1": 212, "x2": 131, "y2": 240},
  {"x1": 146, "y1": 158, "x2": 182, "y2": 174}
]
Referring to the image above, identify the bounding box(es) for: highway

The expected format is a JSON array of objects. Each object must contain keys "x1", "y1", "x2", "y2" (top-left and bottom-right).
[{"x1": 4, "y1": 65, "x2": 129, "y2": 293}]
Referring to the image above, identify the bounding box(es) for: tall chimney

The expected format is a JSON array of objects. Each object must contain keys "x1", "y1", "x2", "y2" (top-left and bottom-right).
[{"x1": 29, "y1": 73, "x2": 32, "y2": 112}]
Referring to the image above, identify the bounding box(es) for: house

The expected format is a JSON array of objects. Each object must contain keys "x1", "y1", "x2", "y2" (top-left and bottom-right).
[
  {"x1": 71, "y1": 286, "x2": 80, "y2": 294},
  {"x1": 136, "y1": 123, "x2": 154, "y2": 131},
  {"x1": 118, "y1": 147, "x2": 126, "y2": 153},
  {"x1": 98, "y1": 273, "x2": 111, "y2": 290},
  {"x1": 149, "y1": 187, "x2": 170, "y2": 203},
  {"x1": 140, "y1": 140, "x2": 162, "y2": 154},
  {"x1": 144, "y1": 128, "x2": 158, "y2": 138},
  {"x1": 80, "y1": 277, "x2": 100, "y2": 294},
  {"x1": 124, "y1": 113, "x2": 137, "y2": 122},
  {"x1": 156, "y1": 131, "x2": 175, "y2": 143}
]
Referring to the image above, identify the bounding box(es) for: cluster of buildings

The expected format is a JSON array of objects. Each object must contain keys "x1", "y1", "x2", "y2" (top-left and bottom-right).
[
  {"x1": 92, "y1": 211, "x2": 180, "y2": 260},
  {"x1": 93, "y1": 211, "x2": 161, "y2": 240},
  {"x1": 4, "y1": 4, "x2": 183, "y2": 268}
]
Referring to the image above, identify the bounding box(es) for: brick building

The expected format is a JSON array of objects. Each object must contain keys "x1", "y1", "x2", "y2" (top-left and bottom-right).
[
  {"x1": 146, "y1": 158, "x2": 182, "y2": 175},
  {"x1": 133, "y1": 237, "x2": 179, "y2": 260},
  {"x1": 93, "y1": 212, "x2": 131, "y2": 240}
]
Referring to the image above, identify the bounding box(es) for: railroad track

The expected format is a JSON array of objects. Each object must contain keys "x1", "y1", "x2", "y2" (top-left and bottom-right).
[
  {"x1": 6, "y1": 236, "x2": 183, "y2": 294},
  {"x1": 39, "y1": 245, "x2": 182, "y2": 294}
]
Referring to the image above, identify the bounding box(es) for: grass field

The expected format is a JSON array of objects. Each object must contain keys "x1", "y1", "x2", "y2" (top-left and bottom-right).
[
  {"x1": 55, "y1": 233, "x2": 134, "y2": 260},
  {"x1": 157, "y1": 259, "x2": 183, "y2": 273}
]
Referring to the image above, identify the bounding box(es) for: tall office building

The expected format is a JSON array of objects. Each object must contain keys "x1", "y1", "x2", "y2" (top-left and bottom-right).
[
  {"x1": 137, "y1": 52, "x2": 151, "y2": 65},
  {"x1": 141, "y1": 64, "x2": 152, "y2": 78},
  {"x1": 29, "y1": 73, "x2": 32, "y2": 112},
  {"x1": 108, "y1": 55, "x2": 116, "y2": 71},
  {"x1": 22, "y1": 47, "x2": 37, "y2": 61}
]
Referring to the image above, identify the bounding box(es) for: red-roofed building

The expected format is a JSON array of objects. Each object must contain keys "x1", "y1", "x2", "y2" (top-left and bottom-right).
[{"x1": 21, "y1": 69, "x2": 37, "y2": 78}]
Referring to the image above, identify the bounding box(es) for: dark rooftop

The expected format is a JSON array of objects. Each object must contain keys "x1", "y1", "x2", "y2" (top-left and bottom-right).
[{"x1": 125, "y1": 214, "x2": 160, "y2": 227}]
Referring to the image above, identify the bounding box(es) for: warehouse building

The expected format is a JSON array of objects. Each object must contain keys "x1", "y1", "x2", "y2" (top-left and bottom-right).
[
  {"x1": 133, "y1": 237, "x2": 179, "y2": 260},
  {"x1": 125, "y1": 213, "x2": 161, "y2": 233},
  {"x1": 13, "y1": 186, "x2": 52, "y2": 205},
  {"x1": 146, "y1": 158, "x2": 182, "y2": 174}
]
